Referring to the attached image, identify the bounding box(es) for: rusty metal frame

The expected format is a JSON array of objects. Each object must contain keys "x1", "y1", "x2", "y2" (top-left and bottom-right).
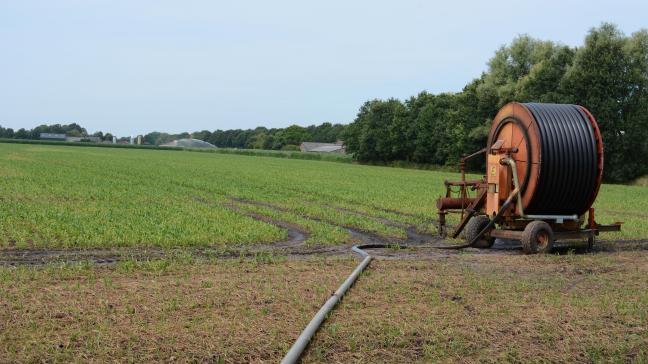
[
  {"x1": 489, "y1": 222, "x2": 621, "y2": 241},
  {"x1": 450, "y1": 188, "x2": 487, "y2": 238}
]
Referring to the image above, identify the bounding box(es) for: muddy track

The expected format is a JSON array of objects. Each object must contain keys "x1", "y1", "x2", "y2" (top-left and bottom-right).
[
  {"x1": 0, "y1": 198, "x2": 311, "y2": 267},
  {"x1": 1, "y1": 248, "x2": 146, "y2": 267},
  {"x1": 2, "y1": 235, "x2": 646, "y2": 267},
  {"x1": 205, "y1": 197, "x2": 350, "y2": 257},
  {"x1": 227, "y1": 197, "x2": 514, "y2": 257},
  {"x1": 222, "y1": 201, "x2": 309, "y2": 249},
  {"x1": 228, "y1": 196, "x2": 443, "y2": 246},
  {"x1": 0, "y1": 246, "x2": 242, "y2": 267},
  {"x1": 2, "y1": 197, "x2": 647, "y2": 266},
  {"x1": 331, "y1": 206, "x2": 409, "y2": 228},
  {"x1": 0, "y1": 197, "x2": 442, "y2": 266},
  {"x1": 282, "y1": 187, "x2": 440, "y2": 223}
]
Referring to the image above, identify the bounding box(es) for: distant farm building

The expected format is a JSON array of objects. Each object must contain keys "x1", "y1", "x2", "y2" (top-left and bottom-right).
[
  {"x1": 300, "y1": 141, "x2": 345, "y2": 153},
  {"x1": 40, "y1": 133, "x2": 102, "y2": 143},
  {"x1": 40, "y1": 133, "x2": 66, "y2": 140},
  {"x1": 66, "y1": 136, "x2": 101, "y2": 143},
  {"x1": 160, "y1": 138, "x2": 216, "y2": 149}
]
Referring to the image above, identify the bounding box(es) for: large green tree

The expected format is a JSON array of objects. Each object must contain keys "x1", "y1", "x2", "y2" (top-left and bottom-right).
[
  {"x1": 344, "y1": 99, "x2": 408, "y2": 161},
  {"x1": 561, "y1": 24, "x2": 648, "y2": 181},
  {"x1": 344, "y1": 23, "x2": 648, "y2": 182}
]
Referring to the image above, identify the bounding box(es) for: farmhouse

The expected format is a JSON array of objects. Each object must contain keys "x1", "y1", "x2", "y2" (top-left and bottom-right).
[{"x1": 300, "y1": 141, "x2": 345, "y2": 153}]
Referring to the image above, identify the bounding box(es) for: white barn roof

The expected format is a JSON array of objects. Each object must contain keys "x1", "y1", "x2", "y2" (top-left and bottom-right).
[{"x1": 300, "y1": 142, "x2": 345, "y2": 153}]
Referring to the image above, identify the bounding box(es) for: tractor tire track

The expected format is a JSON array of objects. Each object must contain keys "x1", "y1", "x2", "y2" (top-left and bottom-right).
[
  {"x1": 283, "y1": 187, "x2": 440, "y2": 223},
  {"x1": 228, "y1": 197, "x2": 446, "y2": 248},
  {"x1": 4, "y1": 196, "x2": 645, "y2": 266},
  {"x1": 221, "y1": 200, "x2": 309, "y2": 249}
]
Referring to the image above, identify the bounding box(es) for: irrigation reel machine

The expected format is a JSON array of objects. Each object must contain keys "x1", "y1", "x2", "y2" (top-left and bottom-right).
[
  {"x1": 436, "y1": 102, "x2": 621, "y2": 254},
  {"x1": 282, "y1": 102, "x2": 625, "y2": 363}
]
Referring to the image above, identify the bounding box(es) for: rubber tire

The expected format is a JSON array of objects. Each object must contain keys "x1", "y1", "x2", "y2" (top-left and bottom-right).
[
  {"x1": 464, "y1": 215, "x2": 495, "y2": 248},
  {"x1": 521, "y1": 221, "x2": 554, "y2": 254}
]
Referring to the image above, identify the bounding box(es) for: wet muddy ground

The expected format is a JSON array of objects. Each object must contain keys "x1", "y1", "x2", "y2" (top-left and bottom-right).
[{"x1": 2, "y1": 197, "x2": 647, "y2": 266}]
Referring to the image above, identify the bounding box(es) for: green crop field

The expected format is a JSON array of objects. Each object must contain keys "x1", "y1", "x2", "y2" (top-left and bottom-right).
[
  {"x1": 2, "y1": 142, "x2": 648, "y2": 363},
  {"x1": 0, "y1": 142, "x2": 644, "y2": 249}
]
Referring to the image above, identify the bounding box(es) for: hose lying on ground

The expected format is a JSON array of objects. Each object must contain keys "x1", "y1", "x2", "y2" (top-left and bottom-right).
[
  {"x1": 281, "y1": 191, "x2": 519, "y2": 362},
  {"x1": 280, "y1": 243, "x2": 406, "y2": 364}
]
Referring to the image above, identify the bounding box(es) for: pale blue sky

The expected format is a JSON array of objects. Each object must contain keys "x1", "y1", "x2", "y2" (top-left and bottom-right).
[{"x1": 1, "y1": 0, "x2": 647, "y2": 136}]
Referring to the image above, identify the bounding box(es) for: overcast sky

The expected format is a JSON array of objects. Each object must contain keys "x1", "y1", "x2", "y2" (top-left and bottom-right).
[{"x1": 1, "y1": 0, "x2": 647, "y2": 136}]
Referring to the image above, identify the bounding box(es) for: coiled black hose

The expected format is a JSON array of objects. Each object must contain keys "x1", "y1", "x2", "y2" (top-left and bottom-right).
[{"x1": 523, "y1": 103, "x2": 598, "y2": 215}]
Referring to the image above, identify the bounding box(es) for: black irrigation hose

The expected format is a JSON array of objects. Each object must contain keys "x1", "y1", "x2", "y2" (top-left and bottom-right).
[{"x1": 523, "y1": 103, "x2": 598, "y2": 215}]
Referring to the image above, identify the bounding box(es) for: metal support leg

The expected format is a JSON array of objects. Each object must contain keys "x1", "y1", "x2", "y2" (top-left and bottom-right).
[{"x1": 438, "y1": 212, "x2": 447, "y2": 238}]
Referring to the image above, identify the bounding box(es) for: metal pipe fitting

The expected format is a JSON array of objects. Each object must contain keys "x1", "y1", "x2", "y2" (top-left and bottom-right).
[{"x1": 500, "y1": 157, "x2": 578, "y2": 222}]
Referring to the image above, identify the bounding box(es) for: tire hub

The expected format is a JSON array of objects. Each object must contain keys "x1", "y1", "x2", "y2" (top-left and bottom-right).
[{"x1": 536, "y1": 231, "x2": 549, "y2": 251}]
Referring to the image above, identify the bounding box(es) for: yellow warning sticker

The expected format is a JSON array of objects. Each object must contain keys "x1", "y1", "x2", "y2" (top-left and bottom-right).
[{"x1": 489, "y1": 165, "x2": 497, "y2": 176}]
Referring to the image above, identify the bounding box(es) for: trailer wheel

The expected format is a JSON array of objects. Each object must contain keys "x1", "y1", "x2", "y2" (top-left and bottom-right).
[
  {"x1": 521, "y1": 221, "x2": 554, "y2": 254},
  {"x1": 465, "y1": 215, "x2": 495, "y2": 248}
]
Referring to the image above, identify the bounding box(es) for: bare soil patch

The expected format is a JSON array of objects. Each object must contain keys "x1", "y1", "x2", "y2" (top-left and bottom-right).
[
  {"x1": 302, "y1": 252, "x2": 648, "y2": 363},
  {"x1": 2, "y1": 252, "x2": 647, "y2": 363},
  {"x1": 0, "y1": 259, "x2": 358, "y2": 363}
]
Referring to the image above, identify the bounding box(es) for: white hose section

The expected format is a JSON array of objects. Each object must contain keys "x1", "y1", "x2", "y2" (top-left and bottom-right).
[{"x1": 280, "y1": 247, "x2": 372, "y2": 364}]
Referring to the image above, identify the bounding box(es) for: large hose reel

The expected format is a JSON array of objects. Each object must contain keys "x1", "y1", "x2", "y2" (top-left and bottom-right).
[
  {"x1": 436, "y1": 102, "x2": 619, "y2": 254},
  {"x1": 486, "y1": 102, "x2": 604, "y2": 216}
]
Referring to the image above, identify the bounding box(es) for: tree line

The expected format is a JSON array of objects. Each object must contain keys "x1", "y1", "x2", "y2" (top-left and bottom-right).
[
  {"x1": 142, "y1": 122, "x2": 346, "y2": 150},
  {"x1": 2, "y1": 24, "x2": 646, "y2": 182},
  {"x1": 344, "y1": 23, "x2": 648, "y2": 182},
  {"x1": 0, "y1": 123, "x2": 93, "y2": 140},
  {"x1": 0, "y1": 122, "x2": 346, "y2": 149}
]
